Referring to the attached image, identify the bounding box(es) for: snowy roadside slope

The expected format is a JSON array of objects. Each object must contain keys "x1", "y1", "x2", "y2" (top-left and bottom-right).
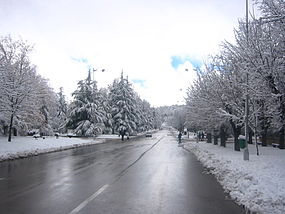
[
  {"x1": 0, "y1": 136, "x2": 105, "y2": 162},
  {"x1": 184, "y1": 141, "x2": 285, "y2": 214},
  {"x1": 0, "y1": 132, "x2": 150, "y2": 162}
]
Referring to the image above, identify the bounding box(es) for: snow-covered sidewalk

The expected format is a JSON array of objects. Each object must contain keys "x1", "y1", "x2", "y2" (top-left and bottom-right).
[
  {"x1": 183, "y1": 138, "x2": 285, "y2": 214},
  {"x1": 0, "y1": 136, "x2": 109, "y2": 162},
  {"x1": 0, "y1": 131, "x2": 152, "y2": 162}
]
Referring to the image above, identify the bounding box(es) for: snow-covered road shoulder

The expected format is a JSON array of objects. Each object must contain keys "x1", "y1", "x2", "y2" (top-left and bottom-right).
[
  {"x1": 0, "y1": 132, "x2": 151, "y2": 162},
  {"x1": 0, "y1": 136, "x2": 106, "y2": 162},
  {"x1": 184, "y1": 140, "x2": 285, "y2": 214}
]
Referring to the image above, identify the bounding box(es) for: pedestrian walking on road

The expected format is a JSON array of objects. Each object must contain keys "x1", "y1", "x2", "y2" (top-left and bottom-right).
[
  {"x1": 178, "y1": 132, "x2": 182, "y2": 144},
  {"x1": 198, "y1": 132, "x2": 201, "y2": 141}
]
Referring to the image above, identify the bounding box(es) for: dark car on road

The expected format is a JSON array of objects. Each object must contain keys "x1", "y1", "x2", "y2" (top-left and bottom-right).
[{"x1": 145, "y1": 132, "x2": 152, "y2": 137}]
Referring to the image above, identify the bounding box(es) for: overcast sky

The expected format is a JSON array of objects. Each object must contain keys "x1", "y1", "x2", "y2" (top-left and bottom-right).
[{"x1": 0, "y1": 0, "x2": 253, "y2": 106}]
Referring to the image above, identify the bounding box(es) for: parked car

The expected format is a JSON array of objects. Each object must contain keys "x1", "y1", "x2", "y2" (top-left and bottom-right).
[
  {"x1": 28, "y1": 129, "x2": 39, "y2": 136},
  {"x1": 67, "y1": 133, "x2": 76, "y2": 138},
  {"x1": 33, "y1": 134, "x2": 41, "y2": 139},
  {"x1": 145, "y1": 132, "x2": 152, "y2": 137}
]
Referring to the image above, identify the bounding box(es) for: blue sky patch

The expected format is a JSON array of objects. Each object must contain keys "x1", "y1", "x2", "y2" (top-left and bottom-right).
[
  {"x1": 132, "y1": 79, "x2": 146, "y2": 88},
  {"x1": 189, "y1": 58, "x2": 202, "y2": 68},
  {"x1": 71, "y1": 57, "x2": 89, "y2": 64},
  {"x1": 171, "y1": 56, "x2": 184, "y2": 69},
  {"x1": 170, "y1": 55, "x2": 202, "y2": 70}
]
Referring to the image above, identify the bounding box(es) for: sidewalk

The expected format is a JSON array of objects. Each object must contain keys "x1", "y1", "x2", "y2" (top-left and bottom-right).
[
  {"x1": 182, "y1": 137, "x2": 285, "y2": 214},
  {"x1": 0, "y1": 136, "x2": 106, "y2": 162},
  {"x1": 0, "y1": 131, "x2": 152, "y2": 162}
]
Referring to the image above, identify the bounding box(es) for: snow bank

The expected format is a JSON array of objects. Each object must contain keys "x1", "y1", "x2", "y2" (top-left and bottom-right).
[
  {"x1": 0, "y1": 136, "x2": 105, "y2": 162},
  {"x1": 184, "y1": 140, "x2": 285, "y2": 214},
  {"x1": 0, "y1": 132, "x2": 149, "y2": 162}
]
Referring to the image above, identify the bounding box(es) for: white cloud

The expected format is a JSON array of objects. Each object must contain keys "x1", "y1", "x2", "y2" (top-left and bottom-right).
[{"x1": 0, "y1": 0, "x2": 252, "y2": 106}]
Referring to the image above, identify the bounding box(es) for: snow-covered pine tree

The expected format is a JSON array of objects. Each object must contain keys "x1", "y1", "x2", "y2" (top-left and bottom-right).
[
  {"x1": 53, "y1": 87, "x2": 68, "y2": 133},
  {"x1": 136, "y1": 97, "x2": 155, "y2": 132},
  {"x1": 98, "y1": 88, "x2": 113, "y2": 134},
  {"x1": 109, "y1": 72, "x2": 138, "y2": 140},
  {"x1": 134, "y1": 95, "x2": 148, "y2": 133},
  {"x1": 35, "y1": 77, "x2": 58, "y2": 136},
  {"x1": 66, "y1": 70, "x2": 105, "y2": 136},
  {"x1": 152, "y1": 107, "x2": 162, "y2": 130}
]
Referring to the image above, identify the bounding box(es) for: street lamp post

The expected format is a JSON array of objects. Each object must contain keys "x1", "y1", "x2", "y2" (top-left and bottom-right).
[
  {"x1": 92, "y1": 68, "x2": 105, "y2": 81},
  {"x1": 243, "y1": 0, "x2": 250, "y2": 161}
]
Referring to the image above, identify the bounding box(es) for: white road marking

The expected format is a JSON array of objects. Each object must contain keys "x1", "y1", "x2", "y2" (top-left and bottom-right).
[
  {"x1": 0, "y1": 177, "x2": 6, "y2": 181},
  {"x1": 69, "y1": 184, "x2": 109, "y2": 214}
]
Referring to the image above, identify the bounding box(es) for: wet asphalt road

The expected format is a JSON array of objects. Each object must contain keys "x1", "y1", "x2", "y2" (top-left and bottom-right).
[{"x1": 0, "y1": 130, "x2": 244, "y2": 214}]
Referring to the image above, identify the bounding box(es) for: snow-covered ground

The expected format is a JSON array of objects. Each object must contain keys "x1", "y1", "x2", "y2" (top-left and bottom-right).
[
  {"x1": 0, "y1": 135, "x2": 112, "y2": 162},
  {"x1": 183, "y1": 135, "x2": 285, "y2": 214},
  {"x1": 0, "y1": 129, "x2": 155, "y2": 162},
  {"x1": 0, "y1": 133, "x2": 147, "y2": 162}
]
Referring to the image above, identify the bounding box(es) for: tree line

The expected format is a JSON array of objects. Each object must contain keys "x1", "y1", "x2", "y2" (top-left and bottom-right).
[
  {"x1": 0, "y1": 35, "x2": 162, "y2": 142},
  {"x1": 185, "y1": 0, "x2": 285, "y2": 150}
]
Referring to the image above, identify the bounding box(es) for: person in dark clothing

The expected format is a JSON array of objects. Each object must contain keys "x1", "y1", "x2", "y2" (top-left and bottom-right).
[
  {"x1": 120, "y1": 130, "x2": 126, "y2": 141},
  {"x1": 198, "y1": 132, "x2": 201, "y2": 141},
  {"x1": 178, "y1": 132, "x2": 182, "y2": 144}
]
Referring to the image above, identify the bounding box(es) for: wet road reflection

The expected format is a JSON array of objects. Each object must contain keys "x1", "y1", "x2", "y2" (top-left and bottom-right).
[{"x1": 0, "y1": 130, "x2": 244, "y2": 214}]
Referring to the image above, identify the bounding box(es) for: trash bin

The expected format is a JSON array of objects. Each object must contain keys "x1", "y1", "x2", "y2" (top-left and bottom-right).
[{"x1": 238, "y1": 135, "x2": 246, "y2": 149}]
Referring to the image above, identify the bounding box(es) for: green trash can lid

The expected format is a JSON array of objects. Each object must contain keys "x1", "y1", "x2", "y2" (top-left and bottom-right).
[{"x1": 238, "y1": 135, "x2": 246, "y2": 140}]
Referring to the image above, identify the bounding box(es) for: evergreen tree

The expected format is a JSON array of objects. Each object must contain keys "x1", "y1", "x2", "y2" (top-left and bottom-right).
[
  {"x1": 135, "y1": 97, "x2": 155, "y2": 132},
  {"x1": 58, "y1": 87, "x2": 68, "y2": 117},
  {"x1": 66, "y1": 70, "x2": 105, "y2": 136},
  {"x1": 36, "y1": 78, "x2": 58, "y2": 136},
  {"x1": 51, "y1": 87, "x2": 68, "y2": 133},
  {"x1": 109, "y1": 73, "x2": 137, "y2": 140},
  {"x1": 98, "y1": 88, "x2": 113, "y2": 134}
]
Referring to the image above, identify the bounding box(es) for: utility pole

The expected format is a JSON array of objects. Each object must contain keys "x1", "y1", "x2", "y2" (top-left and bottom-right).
[
  {"x1": 244, "y1": 0, "x2": 250, "y2": 161},
  {"x1": 92, "y1": 69, "x2": 97, "y2": 81}
]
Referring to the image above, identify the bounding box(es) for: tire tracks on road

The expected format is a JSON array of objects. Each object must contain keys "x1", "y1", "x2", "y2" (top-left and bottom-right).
[
  {"x1": 68, "y1": 136, "x2": 164, "y2": 214},
  {"x1": 114, "y1": 136, "x2": 164, "y2": 182}
]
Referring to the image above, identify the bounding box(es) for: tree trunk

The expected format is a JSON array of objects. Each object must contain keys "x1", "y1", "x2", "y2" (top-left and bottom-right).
[
  {"x1": 220, "y1": 125, "x2": 226, "y2": 147},
  {"x1": 261, "y1": 127, "x2": 268, "y2": 146},
  {"x1": 3, "y1": 125, "x2": 8, "y2": 135},
  {"x1": 277, "y1": 101, "x2": 285, "y2": 149},
  {"x1": 279, "y1": 126, "x2": 285, "y2": 149},
  {"x1": 8, "y1": 113, "x2": 14, "y2": 142},
  {"x1": 230, "y1": 120, "x2": 241, "y2": 151},
  {"x1": 249, "y1": 128, "x2": 253, "y2": 144},
  {"x1": 214, "y1": 135, "x2": 218, "y2": 145},
  {"x1": 233, "y1": 127, "x2": 241, "y2": 151},
  {"x1": 13, "y1": 128, "x2": 17, "y2": 136},
  {"x1": 213, "y1": 130, "x2": 218, "y2": 145},
  {"x1": 206, "y1": 132, "x2": 212, "y2": 143},
  {"x1": 259, "y1": 101, "x2": 268, "y2": 146}
]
